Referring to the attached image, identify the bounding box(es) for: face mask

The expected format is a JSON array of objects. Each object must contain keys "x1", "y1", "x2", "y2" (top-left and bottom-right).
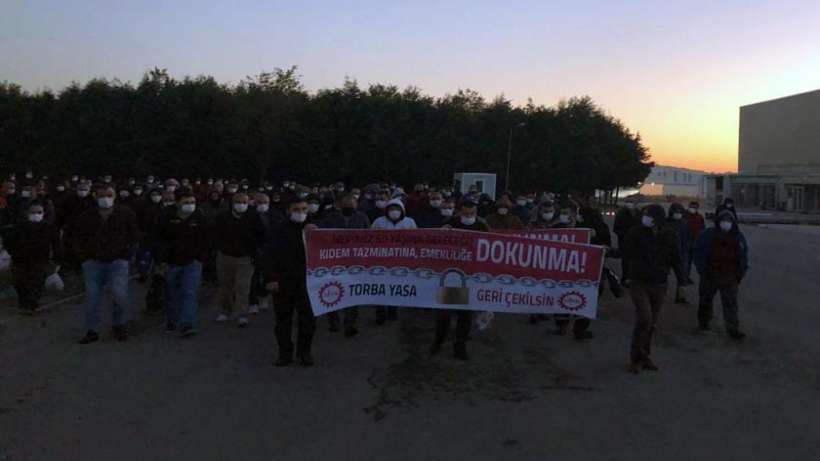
[
  {"x1": 429, "y1": 200, "x2": 442, "y2": 208},
  {"x1": 297, "y1": 192, "x2": 308, "y2": 199},
  {"x1": 516, "y1": 199, "x2": 526, "y2": 206},
  {"x1": 128, "y1": 180, "x2": 136, "y2": 186},
  {"x1": 719, "y1": 221, "x2": 733, "y2": 232},
  {"x1": 256, "y1": 204, "x2": 269, "y2": 213},
  {"x1": 56, "y1": 186, "x2": 66, "y2": 192},
  {"x1": 21, "y1": 190, "x2": 32, "y2": 198},
  {"x1": 388, "y1": 210, "x2": 402, "y2": 221},
  {"x1": 688, "y1": 207, "x2": 697, "y2": 214},
  {"x1": 443, "y1": 191, "x2": 452, "y2": 198},
  {"x1": 233, "y1": 203, "x2": 248, "y2": 214},
  {"x1": 71, "y1": 176, "x2": 79, "y2": 181},
  {"x1": 542, "y1": 212, "x2": 555, "y2": 221},
  {"x1": 163, "y1": 200, "x2": 175, "y2": 207},
  {"x1": 227, "y1": 188, "x2": 238, "y2": 194},
  {"x1": 324, "y1": 204, "x2": 333, "y2": 210},
  {"x1": 207, "y1": 180, "x2": 214, "y2": 186},
  {"x1": 78, "y1": 190, "x2": 90, "y2": 198},
  {"x1": 103, "y1": 177, "x2": 112, "y2": 183},
  {"x1": 7, "y1": 189, "x2": 16, "y2": 195},
  {"x1": 151, "y1": 195, "x2": 162, "y2": 203},
  {"x1": 559, "y1": 214, "x2": 570, "y2": 224},
  {"x1": 25, "y1": 173, "x2": 33, "y2": 179},
  {"x1": 120, "y1": 191, "x2": 130, "y2": 198},
  {"x1": 375, "y1": 200, "x2": 387, "y2": 209},
  {"x1": 308, "y1": 203, "x2": 320, "y2": 213},
  {"x1": 272, "y1": 197, "x2": 281, "y2": 203},
  {"x1": 98, "y1": 197, "x2": 114, "y2": 208},
  {"x1": 181, "y1": 181, "x2": 189, "y2": 186},
  {"x1": 147, "y1": 178, "x2": 155, "y2": 184},
  {"x1": 353, "y1": 194, "x2": 360, "y2": 200},
  {"x1": 166, "y1": 186, "x2": 176, "y2": 193},
  {"x1": 28, "y1": 212, "x2": 44, "y2": 223},
  {"x1": 497, "y1": 207, "x2": 509, "y2": 215},
  {"x1": 725, "y1": 203, "x2": 733, "y2": 209},
  {"x1": 441, "y1": 208, "x2": 454, "y2": 217},
  {"x1": 341, "y1": 207, "x2": 355, "y2": 217},
  {"x1": 642, "y1": 215, "x2": 654, "y2": 227},
  {"x1": 180, "y1": 203, "x2": 196, "y2": 214},
  {"x1": 133, "y1": 189, "x2": 143, "y2": 196},
  {"x1": 673, "y1": 212, "x2": 683, "y2": 220},
  {"x1": 290, "y1": 212, "x2": 307, "y2": 224},
  {"x1": 460, "y1": 216, "x2": 476, "y2": 226}
]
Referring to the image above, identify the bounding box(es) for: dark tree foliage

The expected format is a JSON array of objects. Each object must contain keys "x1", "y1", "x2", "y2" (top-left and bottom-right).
[{"x1": 0, "y1": 67, "x2": 652, "y2": 193}]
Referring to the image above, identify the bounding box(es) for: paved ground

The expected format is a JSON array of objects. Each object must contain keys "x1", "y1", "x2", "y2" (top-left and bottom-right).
[{"x1": 1, "y1": 223, "x2": 819, "y2": 461}]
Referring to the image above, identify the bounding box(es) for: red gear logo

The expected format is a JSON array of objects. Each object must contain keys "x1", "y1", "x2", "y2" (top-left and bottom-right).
[
  {"x1": 319, "y1": 281, "x2": 345, "y2": 308},
  {"x1": 558, "y1": 291, "x2": 587, "y2": 311}
]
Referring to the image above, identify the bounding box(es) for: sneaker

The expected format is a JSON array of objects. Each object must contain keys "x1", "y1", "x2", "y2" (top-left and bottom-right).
[
  {"x1": 180, "y1": 326, "x2": 197, "y2": 338},
  {"x1": 215, "y1": 314, "x2": 228, "y2": 323},
  {"x1": 275, "y1": 356, "x2": 293, "y2": 367},
  {"x1": 642, "y1": 358, "x2": 659, "y2": 371},
  {"x1": 248, "y1": 305, "x2": 260, "y2": 315},
  {"x1": 237, "y1": 317, "x2": 249, "y2": 328},
  {"x1": 728, "y1": 330, "x2": 747, "y2": 340},
  {"x1": 259, "y1": 300, "x2": 271, "y2": 311},
  {"x1": 78, "y1": 330, "x2": 99, "y2": 344},
  {"x1": 112, "y1": 325, "x2": 128, "y2": 342},
  {"x1": 344, "y1": 326, "x2": 358, "y2": 338}
]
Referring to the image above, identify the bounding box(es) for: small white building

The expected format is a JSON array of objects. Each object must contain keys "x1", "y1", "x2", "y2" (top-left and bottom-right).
[
  {"x1": 453, "y1": 172, "x2": 496, "y2": 198},
  {"x1": 639, "y1": 165, "x2": 708, "y2": 198}
]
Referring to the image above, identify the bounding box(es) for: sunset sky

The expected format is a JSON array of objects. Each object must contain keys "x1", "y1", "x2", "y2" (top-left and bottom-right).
[{"x1": 3, "y1": 0, "x2": 820, "y2": 173}]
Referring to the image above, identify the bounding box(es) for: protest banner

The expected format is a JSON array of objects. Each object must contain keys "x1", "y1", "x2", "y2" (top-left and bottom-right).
[
  {"x1": 497, "y1": 228, "x2": 592, "y2": 244},
  {"x1": 305, "y1": 229, "x2": 605, "y2": 319}
]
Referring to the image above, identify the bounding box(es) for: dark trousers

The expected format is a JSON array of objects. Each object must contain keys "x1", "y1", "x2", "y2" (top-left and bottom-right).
[
  {"x1": 617, "y1": 233, "x2": 629, "y2": 281},
  {"x1": 375, "y1": 306, "x2": 397, "y2": 322},
  {"x1": 202, "y1": 249, "x2": 218, "y2": 284},
  {"x1": 274, "y1": 291, "x2": 316, "y2": 359},
  {"x1": 698, "y1": 277, "x2": 740, "y2": 333},
  {"x1": 629, "y1": 281, "x2": 667, "y2": 364},
  {"x1": 13, "y1": 262, "x2": 48, "y2": 311},
  {"x1": 328, "y1": 307, "x2": 358, "y2": 329},
  {"x1": 555, "y1": 315, "x2": 591, "y2": 334},
  {"x1": 434, "y1": 309, "x2": 473, "y2": 350},
  {"x1": 248, "y1": 267, "x2": 266, "y2": 306}
]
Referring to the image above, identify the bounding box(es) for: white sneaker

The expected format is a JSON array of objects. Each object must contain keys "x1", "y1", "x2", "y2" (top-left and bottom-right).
[
  {"x1": 237, "y1": 317, "x2": 249, "y2": 328},
  {"x1": 215, "y1": 314, "x2": 228, "y2": 323},
  {"x1": 259, "y1": 299, "x2": 271, "y2": 311},
  {"x1": 248, "y1": 305, "x2": 260, "y2": 315}
]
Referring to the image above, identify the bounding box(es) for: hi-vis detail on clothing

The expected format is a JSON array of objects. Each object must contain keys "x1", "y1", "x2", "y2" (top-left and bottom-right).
[{"x1": 304, "y1": 229, "x2": 606, "y2": 319}]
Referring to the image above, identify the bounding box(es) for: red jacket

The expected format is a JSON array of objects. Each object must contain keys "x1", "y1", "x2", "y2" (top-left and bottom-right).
[{"x1": 685, "y1": 212, "x2": 705, "y2": 240}]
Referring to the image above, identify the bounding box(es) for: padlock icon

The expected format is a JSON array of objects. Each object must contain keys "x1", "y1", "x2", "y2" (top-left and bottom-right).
[{"x1": 436, "y1": 269, "x2": 470, "y2": 305}]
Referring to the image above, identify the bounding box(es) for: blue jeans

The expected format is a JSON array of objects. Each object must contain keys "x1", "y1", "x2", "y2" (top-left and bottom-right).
[
  {"x1": 166, "y1": 262, "x2": 202, "y2": 329},
  {"x1": 82, "y1": 259, "x2": 130, "y2": 331}
]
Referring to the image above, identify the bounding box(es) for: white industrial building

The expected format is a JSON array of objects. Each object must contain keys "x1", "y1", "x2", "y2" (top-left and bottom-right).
[
  {"x1": 639, "y1": 165, "x2": 707, "y2": 198},
  {"x1": 707, "y1": 89, "x2": 820, "y2": 212}
]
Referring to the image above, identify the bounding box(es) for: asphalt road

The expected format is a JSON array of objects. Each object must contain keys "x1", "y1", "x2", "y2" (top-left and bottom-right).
[{"x1": 1, "y1": 223, "x2": 819, "y2": 461}]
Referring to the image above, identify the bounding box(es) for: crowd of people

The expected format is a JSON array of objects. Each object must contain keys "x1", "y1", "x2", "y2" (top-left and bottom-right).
[{"x1": 0, "y1": 170, "x2": 749, "y2": 372}]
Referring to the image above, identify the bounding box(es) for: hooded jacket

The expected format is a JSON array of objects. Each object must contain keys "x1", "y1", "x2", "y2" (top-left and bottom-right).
[
  {"x1": 623, "y1": 214, "x2": 683, "y2": 285},
  {"x1": 371, "y1": 199, "x2": 417, "y2": 229},
  {"x1": 693, "y1": 210, "x2": 749, "y2": 282}
]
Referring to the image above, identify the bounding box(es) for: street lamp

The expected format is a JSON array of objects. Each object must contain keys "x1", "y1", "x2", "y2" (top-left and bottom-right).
[{"x1": 505, "y1": 122, "x2": 526, "y2": 192}]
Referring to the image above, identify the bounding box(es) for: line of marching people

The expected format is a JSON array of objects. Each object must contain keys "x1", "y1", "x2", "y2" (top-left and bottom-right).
[{"x1": 0, "y1": 171, "x2": 749, "y2": 373}]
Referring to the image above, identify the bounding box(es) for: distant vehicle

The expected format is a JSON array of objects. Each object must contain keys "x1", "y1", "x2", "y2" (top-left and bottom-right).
[{"x1": 453, "y1": 172, "x2": 496, "y2": 198}]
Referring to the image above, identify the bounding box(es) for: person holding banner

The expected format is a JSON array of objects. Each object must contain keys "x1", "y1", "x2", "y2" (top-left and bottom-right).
[
  {"x1": 623, "y1": 204, "x2": 683, "y2": 374},
  {"x1": 264, "y1": 197, "x2": 318, "y2": 367},
  {"x1": 431, "y1": 199, "x2": 490, "y2": 361},
  {"x1": 550, "y1": 200, "x2": 594, "y2": 340},
  {"x1": 485, "y1": 197, "x2": 525, "y2": 230},
  {"x1": 320, "y1": 193, "x2": 370, "y2": 337},
  {"x1": 370, "y1": 198, "x2": 417, "y2": 324}
]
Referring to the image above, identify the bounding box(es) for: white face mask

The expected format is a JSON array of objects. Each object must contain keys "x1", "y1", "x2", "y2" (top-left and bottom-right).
[
  {"x1": 460, "y1": 216, "x2": 476, "y2": 226},
  {"x1": 180, "y1": 203, "x2": 196, "y2": 214},
  {"x1": 642, "y1": 215, "x2": 654, "y2": 227},
  {"x1": 688, "y1": 207, "x2": 697, "y2": 214},
  {"x1": 497, "y1": 207, "x2": 509, "y2": 215},
  {"x1": 29, "y1": 212, "x2": 44, "y2": 223},
  {"x1": 441, "y1": 208, "x2": 454, "y2": 217},
  {"x1": 233, "y1": 203, "x2": 248, "y2": 214},
  {"x1": 725, "y1": 203, "x2": 733, "y2": 209},
  {"x1": 119, "y1": 191, "x2": 130, "y2": 198},
  {"x1": 78, "y1": 190, "x2": 90, "y2": 198},
  {"x1": 673, "y1": 212, "x2": 683, "y2": 220},
  {"x1": 719, "y1": 221, "x2": 733, "y2": 232},
  {"x1": 150, "y1": 195, "x2": 162, "y2": 203},
  {"x1": 308, "y1": 203, "x2": 320, "y2": 214},
  {"x1": 163, "y1": 200, "x2": 175, "y2": 207},
  {"x1": 256, "y1": 204, "x2": 269, "y2": 213},
  {"x1": 290, "y1": 211, "x2": 307, "y2": 223},
  {"x1": 56, "y1": 186, "x2": 66, "y2": 192},
  {"x1": 375, "y1": 200, "x2": 387, "y2": 209},
  {"x1": 542, "y1": 212, "x2": 554, "y2": 221},
  {"x1": 21, "y1": 190, "x2": 32, "y2": 198},
  {"x1": 559, "y1": 214, "x2": 570, "y2": 224},
  {"x1": 388, "y1": 209, "x2": 402, "y2": 221},
  {"x1": 429, "y1": 200, "x2": 442, "y2": 208},
  {"x1": 98, "y1": 197, "x2": 114, "y2": 209},
  {"x1": 576, "y1": 215, "x2": 584, "y2": 223},
  {"x1": 516, "y1": 199, "x2": 527, "y2": 206}
]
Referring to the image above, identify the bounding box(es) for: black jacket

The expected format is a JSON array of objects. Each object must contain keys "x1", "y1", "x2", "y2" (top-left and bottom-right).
[
  {"x1": 73, "y1": 205, "x2": 139, "y2": 262},
  {"x1": 450, "y1": 217, "x2": 491, "y2": 232},
  {"x1": 319, "y1": 210, "x2": 371, "y2": 230},
  {"x1": 1, "y1": 220, "x2": 62, "y2": 265},
  {"x1": 211, "y1": 209, "x2": 263, "y2": 257},
  {"x1": 624, "y1": 224, "x2": 683, "y2": 284},
  {"x1": 262, "y1": 220, "x2": 308, "y2": 293},
  {"x1": 155, "y1": 209, "x2": 211, "y2": 266}
]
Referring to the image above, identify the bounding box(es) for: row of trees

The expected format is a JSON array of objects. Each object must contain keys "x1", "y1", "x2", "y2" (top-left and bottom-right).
[{"x1": 0, "y1": 67, "x2": 652, "y2": 194}]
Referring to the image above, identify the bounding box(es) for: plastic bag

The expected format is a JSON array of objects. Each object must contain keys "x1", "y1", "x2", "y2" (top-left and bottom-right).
[
  {"x1": 44, "y1": 266, "x2": 65, "y2": 292},
  {"x1": 475, "y1": 311, "x2": 495, "y2": 331},
  {"x1": 0, "y1": 249, "x2": 10, "y2": 272}
]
